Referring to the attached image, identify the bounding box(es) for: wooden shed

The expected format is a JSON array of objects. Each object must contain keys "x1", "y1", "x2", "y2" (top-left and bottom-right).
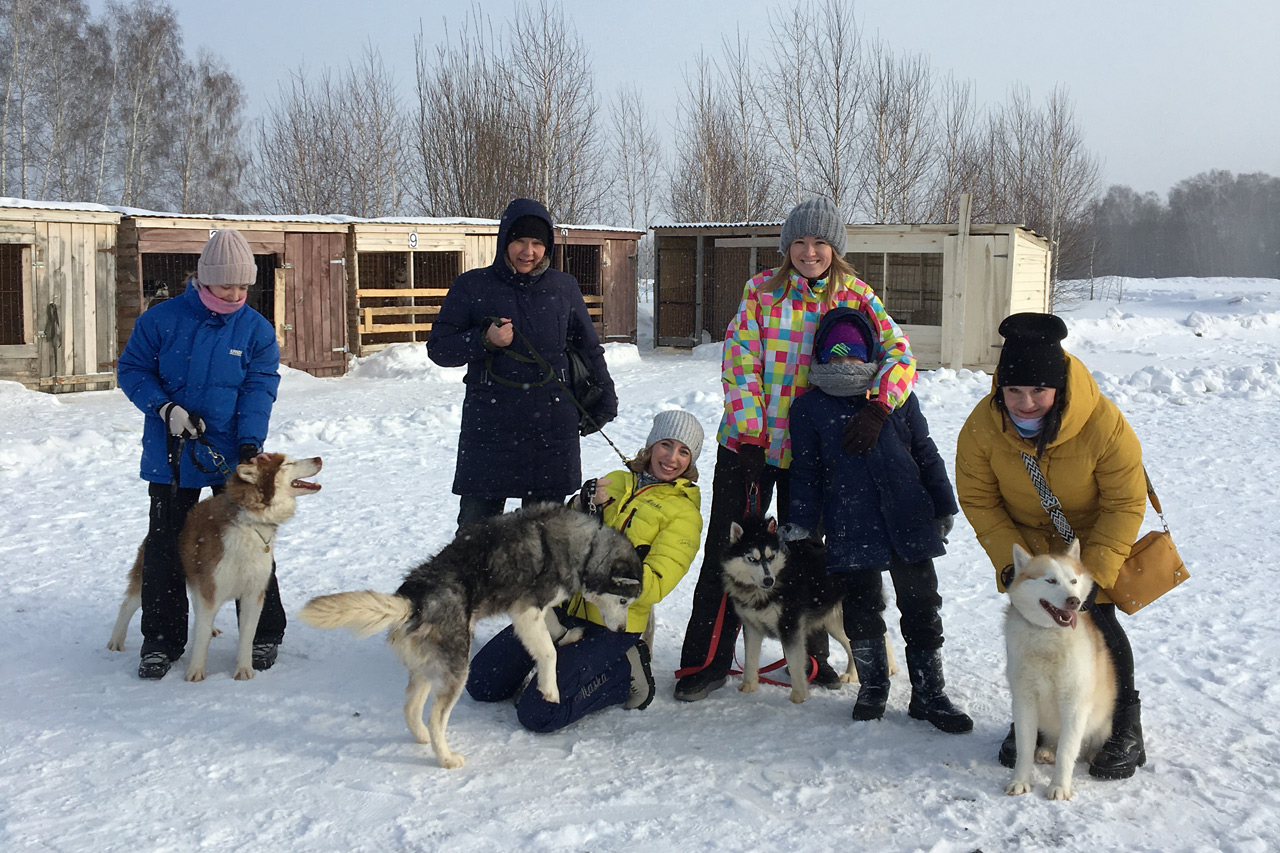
[
  {"x1": 0, "y1": 200, "x2": 120, "y2": 392},
  {"x1": 117, "y1": 214, "x2": 350, "y2": 377},
  {"x1": 651, "y1": 215, "x2": 1051, "y2": 371},
  {"x1": 347, "y1": 218, "x2": 643, "y2": 356}
]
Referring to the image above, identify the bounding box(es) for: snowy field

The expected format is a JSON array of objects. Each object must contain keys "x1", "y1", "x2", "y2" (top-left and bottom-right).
[{"x1": 2, "y1": 277, "x2": 1279, "y2": 852}]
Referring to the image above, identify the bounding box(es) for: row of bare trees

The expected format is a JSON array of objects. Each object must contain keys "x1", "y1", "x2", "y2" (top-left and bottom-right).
[
  {"x1": 19, "y1": 0, "x2": 1248, "y2": 293},
  {"x1": 0, "y1": 0, "x2": 246, "y2": 212},
  {"x1": 667, "y1": 0, "x2": 1103, "y2": 295}
]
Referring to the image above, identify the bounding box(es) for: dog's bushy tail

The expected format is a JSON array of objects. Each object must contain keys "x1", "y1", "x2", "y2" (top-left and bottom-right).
[{"x1": 299, "y1": 591, "x2": 412, "y2": 638}]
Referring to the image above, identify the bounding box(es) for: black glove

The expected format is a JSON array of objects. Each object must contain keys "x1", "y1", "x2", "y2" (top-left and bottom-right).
[
  {"x1": 841, "y1": 402, "x2": 890, "y2": 455},
  {"x1": 575, "y1": 478, "x2": 600, "y2": 514},
  {"x1": 1000, "y1": 563, "x2": 1015, "y2": 591},
  {"x1": 736, "y1": 444, "x2": 767, "y2": 485},
  {"x1": 936, "y1": 515, "x2": 954, "y2": 544},
  {"x1": 158, "y1": 402, "x2": 204, "y2": 438},
  {"x1": 238, "y1": 443, "x2": 261, "y2": 464}
]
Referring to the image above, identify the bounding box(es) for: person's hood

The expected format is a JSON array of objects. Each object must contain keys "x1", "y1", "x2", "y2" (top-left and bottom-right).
[
  {"x1": 493, "y1": 198, "x2": 555, "y2": 281},
  {"x1": 813, "y1": 306, "x2": 878, "y2": 363}
]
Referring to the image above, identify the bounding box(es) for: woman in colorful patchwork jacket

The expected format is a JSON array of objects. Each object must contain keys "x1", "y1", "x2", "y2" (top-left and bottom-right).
[
  {"x1": 672, "y1": 196, "x2": 916, "y2": 703},
  {"x1": 467, "y1": 410, "x2": 704, "y2": 730}
]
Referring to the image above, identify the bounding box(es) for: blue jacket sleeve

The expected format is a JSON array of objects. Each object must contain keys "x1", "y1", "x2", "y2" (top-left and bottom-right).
[
  {"x1": 235, "y1": 320, "x2": 280, "y2": 449},
  {"x1": 427, "y1": 276, "x2": 490, "y2": 368},
  {"x1": 567, "y1": 284, "x2": 617, "y2": 422},
  {"x1": 786, "y1": 399, "x2": 823, "y2": 535},
  {"x1": 903, "y1": 396, "x2": 959, "y2": 517},
  {"x1": 116, "y1": 313, "x2": 168, "y2": 416}
]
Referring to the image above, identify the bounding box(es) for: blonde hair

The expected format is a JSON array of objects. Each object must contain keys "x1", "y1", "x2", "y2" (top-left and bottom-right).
[
  {"x1": 764, "y1": 250, "x2": 859, "y2": 309},
  {"x1": 627, "y1": 445, "x2": 699, "y2": 484}
]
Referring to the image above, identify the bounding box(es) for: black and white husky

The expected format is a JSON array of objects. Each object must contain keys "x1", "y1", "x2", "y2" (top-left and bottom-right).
[
  {"x1": 721, "y1": 516, "x2": 878, "y2": 704},
  {"x1": 299, "y1": 503, "x2": 643, "y2": 769}
]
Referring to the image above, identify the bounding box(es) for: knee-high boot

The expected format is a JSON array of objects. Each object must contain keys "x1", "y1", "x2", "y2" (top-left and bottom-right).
[
  {"x1": 906, "y1": 646, "x2": 973, "y2": 734},
  {"x1": 1088, "y1": 692, "x2": 1146, "y2": 779},
  {"x1": 850, "y1": 638, "x2": 891, "y2": 721}
]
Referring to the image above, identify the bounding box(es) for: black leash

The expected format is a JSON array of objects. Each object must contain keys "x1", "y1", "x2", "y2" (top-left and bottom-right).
[{"x1": 484, "y1": 317, "x2": 629, "y2": 466}]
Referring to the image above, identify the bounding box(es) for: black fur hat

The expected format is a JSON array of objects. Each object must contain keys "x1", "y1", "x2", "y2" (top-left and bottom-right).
[
  {"x1": 996, "y1": 313, "x2": 1068, "y2": 388},
  {"x1": 508, "y1": 214, "x2": 553, "y2": 248}
]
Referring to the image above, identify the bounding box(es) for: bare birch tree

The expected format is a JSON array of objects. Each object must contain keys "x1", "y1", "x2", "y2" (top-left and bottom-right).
[
  {"x1": 801, "y1": 0, "x2": 864, "y2": 212},
  {"x1": 249, "y1": 68, "x2": 348, "y2": 214},
  {"x1": 169, "y1": 50, "x2": 246, "y2": 213},
  {"x1": 856, "y1": 41, "x2": 936, "y2": 222},
  {"x1": 609, "y1": 83, "x2": 661, "y2": 276}
]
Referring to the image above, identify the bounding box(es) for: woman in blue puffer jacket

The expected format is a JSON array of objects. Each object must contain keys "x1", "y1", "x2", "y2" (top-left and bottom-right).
[{"x1": 116, "y1": 228, "x2": 281, "y2": 680}]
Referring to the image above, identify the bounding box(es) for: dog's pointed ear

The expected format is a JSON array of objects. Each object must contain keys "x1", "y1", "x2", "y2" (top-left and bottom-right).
[
  {"x1": 766, "y1": 517, "x2": 778, "y2": 534},
  {"x1": 1067, "y1": 536, "x2": 1081, "y2": 560},
  {"x1": 235, "y1": 461, "x2": 259, "y2": 483},
  {"x1": 1011, "y1": 543, "x2": 1030, "y2": 572},
  {"x1": 729, "y1": 521, "x2": 744, "y2": 544},
  {"x1": 611, "y1": 576, "x2": 641, "y2": 588},
  {"x1": 777, "y1": 523, "x2": 809, "y2": 543}
]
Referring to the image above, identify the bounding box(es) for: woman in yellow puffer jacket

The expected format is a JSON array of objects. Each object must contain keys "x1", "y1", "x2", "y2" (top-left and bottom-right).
[
  {"x1": 467, "y1": 410, "x2": 704, "y2": 732},
  {"x1": 955, "y1": 313, "x2": 1149, "y2": 782}
]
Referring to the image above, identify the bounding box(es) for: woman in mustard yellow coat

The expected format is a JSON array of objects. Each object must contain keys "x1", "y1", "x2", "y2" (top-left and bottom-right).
[
  {"x1": 955, "y1": 313, "x2": 1148, "y2": 780},
  {"x1": 467, "y1": 410, "x2": 704, "y2": 731}
]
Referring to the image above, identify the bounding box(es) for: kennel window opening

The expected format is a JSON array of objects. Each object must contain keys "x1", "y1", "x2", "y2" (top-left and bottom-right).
[
  {"x1": 0, "y1": 243, "x2": 27, "y2": 345},
  {"x1": 140, "y1": 252, "x2": 277, "y2": 319}
]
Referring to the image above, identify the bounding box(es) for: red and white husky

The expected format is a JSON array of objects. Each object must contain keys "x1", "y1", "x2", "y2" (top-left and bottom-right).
[{"x1": 108, "y1": 453, "x2": 322, "y2": 681}]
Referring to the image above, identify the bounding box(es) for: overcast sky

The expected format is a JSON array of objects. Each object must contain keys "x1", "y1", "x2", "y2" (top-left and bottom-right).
[{"x1": 113, "y1": 0, "x2": 1279, "y2": 198}]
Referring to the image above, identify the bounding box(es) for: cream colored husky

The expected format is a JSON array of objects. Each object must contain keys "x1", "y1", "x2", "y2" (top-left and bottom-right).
[{"x1": 1004, "y1": 538, "x2": 1117, "y2": 801}]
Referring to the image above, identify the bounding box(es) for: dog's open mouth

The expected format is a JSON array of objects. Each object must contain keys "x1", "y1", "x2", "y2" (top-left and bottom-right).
[
  {"x1": 292, "y1": 478, "x2": 322, "y2": 491},
  {"x1": 1040, "y1": 599, "x2": 1078, "y2": 628}
]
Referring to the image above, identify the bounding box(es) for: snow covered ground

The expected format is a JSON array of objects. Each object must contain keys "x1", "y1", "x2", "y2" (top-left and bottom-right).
[{"x1": 2, "y1": 277, "x2": 1278, "y2": 852}]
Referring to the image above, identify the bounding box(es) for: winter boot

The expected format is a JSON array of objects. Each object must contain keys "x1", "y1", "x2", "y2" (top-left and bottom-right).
[
  {"x1": 138, "y1": 650, "x2": 175, "y2": 680},
  {"x1": 673, "y1": 669, "x2": 728, "y2": 702},
  {"x1": 1089, "y1": 694, "x2": 1146, "y2": 779},
  {"x1": 998, "y1": 723, "x2": 1047, "y2": 768},
  {"x1": 624, "y1": 639, "x2": 656, "y2": 710},
  {"x1": 906, "y1": 646, "x2": 973, "y2": 734},
  {"x1": 850, "y1": 638, "x2": 891, "y2": 721},
  {"x1": 252, "y1": 642, "x2": 279, "y2": 671}
]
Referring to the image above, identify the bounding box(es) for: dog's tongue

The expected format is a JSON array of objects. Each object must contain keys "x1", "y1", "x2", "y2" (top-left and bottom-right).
[{"x1": 1066, "y1": 609, "x2": 1078, "y2": 629}]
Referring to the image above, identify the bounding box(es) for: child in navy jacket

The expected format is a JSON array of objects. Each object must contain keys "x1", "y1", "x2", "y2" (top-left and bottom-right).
[{"x1": 787, "y1": 307, "x2": 971, "y2": 733}]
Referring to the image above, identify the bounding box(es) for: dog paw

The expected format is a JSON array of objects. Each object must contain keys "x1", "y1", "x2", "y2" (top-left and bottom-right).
[
  {"x1": 234, "y1": 667, "x2": 256, "y2": 681},
  {"x1": 1046, "y1": 784, "x2": 1073, "y2": 801},
  {"x1": 540, "y1": 686, "x2": 561, "y2": 704},
  {"x1": 788, "y1": 688, "x2": 808, "y2": 704},
  {"x1": 437, "y1": 752, "x2": 466, "y2": 770},
  {"x1": 557, "y1": 627, "x2": 585, "y2": 647},
  {"x1": 839, "y1": 672, "x2": 856, "y2": 683},
  {"x1": 739, "y1": 680, "x2": 759, "y2": 693},
  {"x1": 185, "y1": 668, "x2": 206, "y2": 683},
  {"x1": 1035, "y1": 746, "x2": 1056, "y2": 764},
  {"x1": 107, "y1": 639, "x2": 124, "y2": 652},
  {"x1": 1005, "y1": 779, "x2": 1033, "y2": 796}
]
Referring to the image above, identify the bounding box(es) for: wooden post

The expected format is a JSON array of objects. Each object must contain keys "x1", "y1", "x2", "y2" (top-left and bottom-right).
[
  {"x1": 947, "y1": 193, "x2": 972, "y2": 369},
  {"x1": 693, "y1": 234, "x2": 705, "y2": 347}
]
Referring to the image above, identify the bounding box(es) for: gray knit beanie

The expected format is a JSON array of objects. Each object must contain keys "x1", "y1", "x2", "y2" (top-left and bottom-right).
[
  {"x1": 645, "y1": 409, "x2": 704, "y2": 465},
  {"x1": 198, "y1": 228, "x2": 257, "y2": 287},
  {"x1": 779, "y1": 196, "x2": 847, "y2": 257}
]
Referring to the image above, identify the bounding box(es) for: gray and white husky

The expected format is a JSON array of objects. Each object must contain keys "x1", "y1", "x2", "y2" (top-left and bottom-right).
[
  {"x1": 299, "y1": 503, "x2": 643, "y2": 769},
  {"x1": 1005, "y1": 538, "x2": 1117, "y2": 801}
]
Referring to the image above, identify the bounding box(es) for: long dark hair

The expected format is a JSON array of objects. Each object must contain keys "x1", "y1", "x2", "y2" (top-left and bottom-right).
[{"x1": 992, "y1": 385, "x2": 1067, "y2": 459}]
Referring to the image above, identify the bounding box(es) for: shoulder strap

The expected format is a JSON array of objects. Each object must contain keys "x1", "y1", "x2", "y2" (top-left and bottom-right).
[{"x1": 1020, "y1": 452, "x2": 1076, "y2": 546}]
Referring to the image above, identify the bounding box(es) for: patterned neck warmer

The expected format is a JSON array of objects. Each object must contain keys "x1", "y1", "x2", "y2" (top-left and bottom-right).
[{"x1": 807, "y1": 361, "x2": 878, "y2": 397}]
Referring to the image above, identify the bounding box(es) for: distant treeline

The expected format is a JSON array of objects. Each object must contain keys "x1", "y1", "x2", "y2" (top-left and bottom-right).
[
  {"x1": 1083, "y1": 170, "x2": 1280, "y2": 281},
  {"x1": 2, "y1": 0, "x2": 1273, "y2": 292}
]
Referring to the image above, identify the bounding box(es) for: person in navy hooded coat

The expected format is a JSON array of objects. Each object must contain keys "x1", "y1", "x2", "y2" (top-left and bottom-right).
[
  {"x1": 117, "y1": 227, "x2": 282, "y2": 680},
  {"x1": 787, "y1": 307, "x2": 971, "y2": 733},
  {"x1": 427, "y1": 198, "x2": 617, "y2": 528}
]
